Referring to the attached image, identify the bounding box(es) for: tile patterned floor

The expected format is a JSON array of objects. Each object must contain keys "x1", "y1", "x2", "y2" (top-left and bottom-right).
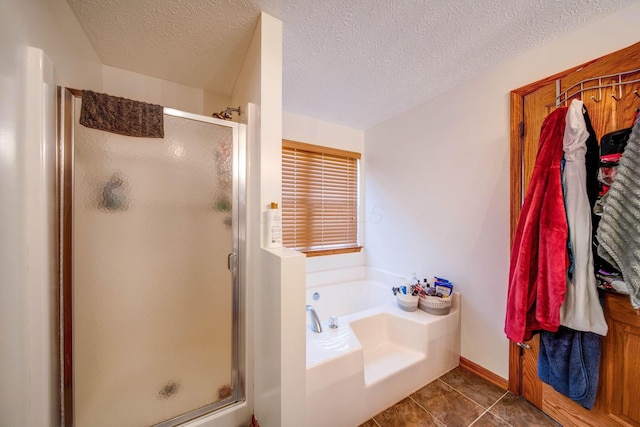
[{"x1": 358, "y1": 366, "x2": 562, "y2": 427}]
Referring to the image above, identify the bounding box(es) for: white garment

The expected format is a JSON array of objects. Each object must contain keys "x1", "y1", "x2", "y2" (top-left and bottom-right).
[{"x1": 560, "y1": 100, "x2": 608, "y2": 336}]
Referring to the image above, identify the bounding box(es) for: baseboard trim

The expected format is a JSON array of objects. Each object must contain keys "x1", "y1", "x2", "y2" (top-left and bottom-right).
[{"x1": 459, "y1": 357, "x2": 508, "y2": 390}]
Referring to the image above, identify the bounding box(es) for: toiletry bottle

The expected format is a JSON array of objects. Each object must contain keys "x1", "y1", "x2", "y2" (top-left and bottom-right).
[
  {"x1": 265, "y1": 202, "x2": 282, "y2": 248},
  {"x1": 426, "y1": 278, "x2": 436, "y2": 296},
  {"x1": 411, "y1": 272, "x2": 419, "y2": 286}
]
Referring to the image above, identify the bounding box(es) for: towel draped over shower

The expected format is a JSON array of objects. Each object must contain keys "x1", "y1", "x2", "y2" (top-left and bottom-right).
[{"x1": 80, "y1": 89, "x2": 164, "y2": 138}]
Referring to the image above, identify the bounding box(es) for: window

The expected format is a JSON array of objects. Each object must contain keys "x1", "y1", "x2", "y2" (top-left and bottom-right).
[{"x1": 282, "y1": 140, "x2": 361, "y2": 256}]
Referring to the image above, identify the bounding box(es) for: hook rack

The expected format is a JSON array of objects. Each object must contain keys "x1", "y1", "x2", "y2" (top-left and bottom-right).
[{"x1": 551, "y1": 67, "x2": 640, "y2": 107}]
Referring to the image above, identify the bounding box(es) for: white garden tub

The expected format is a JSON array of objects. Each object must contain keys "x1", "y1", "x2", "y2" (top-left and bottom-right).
[{"x1": 305, "y1": 280, "x2": 460, "y2": 427}]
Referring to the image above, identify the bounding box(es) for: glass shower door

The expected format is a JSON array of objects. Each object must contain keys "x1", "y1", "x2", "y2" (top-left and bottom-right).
[{"x1": 64, "y1": 94, "x2": 242, "y2": 427}]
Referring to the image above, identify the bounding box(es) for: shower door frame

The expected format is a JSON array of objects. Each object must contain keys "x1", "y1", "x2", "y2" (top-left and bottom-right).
[{"x1": 57, "y1": 87, "x2": 247, "y2": 427}]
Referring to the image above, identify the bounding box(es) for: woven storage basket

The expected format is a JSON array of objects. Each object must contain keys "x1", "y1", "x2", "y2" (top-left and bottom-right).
[
  {"x1": 396, "y1": 293, "x2": 419, "y2": 312},
  {"x1": 418, "y1": 296, "x2": 452, "y2": 315}
]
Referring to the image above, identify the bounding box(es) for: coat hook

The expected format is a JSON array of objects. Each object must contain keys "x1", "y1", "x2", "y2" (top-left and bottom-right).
[
  {"x1": 611, "y1": 93, "x2": 621, "y2": 101},
  {"x1": 591, "y1": 95, "x2": 601, "y2": 103},
  {"x1": 634, "y1": 90, "x2": 640, "y2": 99}
]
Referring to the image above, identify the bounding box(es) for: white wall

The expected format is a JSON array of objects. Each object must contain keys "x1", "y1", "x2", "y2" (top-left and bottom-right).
[
  {"x1": 364, "y1": 2, "x2": 640, "y2": 380},
  {"x1": 0, "y1": 12, "x2": 28, "y2": 419},
  {"x1": 231, "y1": 13, "x2": 306, "y2": 427},
  {"x1": 1, "y1": 1, "x2": 102, "y2": 425},
  {"x1": 282, "y1": 111, "x2": 366, "y2": 273},
  {"x1": 283, "y1": 111, "x2": 364, "y2": 153},
  {"x1": 12, "y1": 0, "x2": 103, "y2": 90},
  {"x1": 205, "y1": 91, "x2": 233, "y2": 118},
  {"x1": 0, "y1": 1, "x2": 259, "y2": 426},
  {"x1": 9, "y1": 0, "x2": 230, "y2": 116},
  {"x1": 229, "y1": 14, "x2": 263, "y2": 427},
  {"x1": 102, "y1": 65, "x2": 206, "y2": 114}
]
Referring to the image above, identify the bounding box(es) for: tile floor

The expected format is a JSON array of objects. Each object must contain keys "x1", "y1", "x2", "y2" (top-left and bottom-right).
[{"x1": 358, "y1": 366, "x2": 561, "y2": 427}]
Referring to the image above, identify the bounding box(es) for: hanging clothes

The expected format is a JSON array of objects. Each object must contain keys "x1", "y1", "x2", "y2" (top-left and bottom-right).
[
  {"x1": 538, "y1": 327, "x2": 601, "y2": 410},
  {"x1": 505, "y1": 107, "x2": 569, "y2": 343},
  {"x1": 597, "y1": 119, "x2": 640, "y2": 309},
  {"x1": 583, "y1": 107, "x2": 600, "y2": 220},
  {"x1": 559, "y1": 100, "x2": 608, "y2": 336},
  {"x1": 593, "y1": 128, "x2": 631, "y2": 274},
  {"x1": 585, "y1": 109, "x2": 616, "y2": 276},
  {"x1": 537, "y1": 102, "x2": 605, "y2": 409}
]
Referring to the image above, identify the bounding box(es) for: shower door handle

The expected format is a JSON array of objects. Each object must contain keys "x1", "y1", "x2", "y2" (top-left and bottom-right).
[{"x1": 227, "y1": 252, "x2": 237, "y2": 273}]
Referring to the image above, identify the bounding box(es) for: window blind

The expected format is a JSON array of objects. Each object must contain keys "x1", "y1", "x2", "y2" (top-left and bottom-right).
[{"x1": 282, "y1": 140, "x2": 361, "y2": 254}]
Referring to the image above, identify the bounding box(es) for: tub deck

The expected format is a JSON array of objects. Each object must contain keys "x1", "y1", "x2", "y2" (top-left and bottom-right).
[{"x1": 306, "y1": 294, "x2": 460, "y2": 427}]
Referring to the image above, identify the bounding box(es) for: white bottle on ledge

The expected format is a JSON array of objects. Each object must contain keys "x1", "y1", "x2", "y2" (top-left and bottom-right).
[{"x1": 265, "y1": 202, "x2": 282, "y2": 248}]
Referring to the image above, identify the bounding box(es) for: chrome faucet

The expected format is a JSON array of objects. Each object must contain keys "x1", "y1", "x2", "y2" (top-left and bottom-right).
[{"x1": 306, "y1": 305, "x2": 322, "y2": 333}]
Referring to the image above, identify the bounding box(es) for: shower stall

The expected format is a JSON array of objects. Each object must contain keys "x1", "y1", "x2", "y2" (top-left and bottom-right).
[{"x1": 58, "y1": 88, "x2": 246, "y2": 427}]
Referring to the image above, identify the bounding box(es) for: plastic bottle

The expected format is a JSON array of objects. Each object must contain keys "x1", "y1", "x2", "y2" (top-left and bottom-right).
[
  {"x1": 411, "y1": 272, "x2": 419, "y2": 285},
  {"x1": 426, "y1": 278, "x2": 437, "y2": 296},
  {"x1": 265, "y1": 202, "x2": 282, "y2": 248}
]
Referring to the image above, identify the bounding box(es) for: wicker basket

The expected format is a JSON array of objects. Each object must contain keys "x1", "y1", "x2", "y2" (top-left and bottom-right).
[
  {"x1": 396, "y1": 293, "x2": 419, "y2": 312},
  {"x1": 418, "y1": 295, "x2": 452, "y2": 315}
]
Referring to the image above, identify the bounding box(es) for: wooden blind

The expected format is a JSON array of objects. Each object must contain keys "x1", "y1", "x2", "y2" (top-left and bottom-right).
[{"x1": 282, "y1": 140, "x2": 361, "y2": 255}]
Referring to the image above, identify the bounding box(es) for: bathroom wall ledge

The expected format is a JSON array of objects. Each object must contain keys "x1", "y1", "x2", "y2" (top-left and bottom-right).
[
  {"x1": 258, "y1": 246, "x2": 306, "y2": 426},
  {"x1": 262, "y1": 247, "x2": 306, "y2": 259}
]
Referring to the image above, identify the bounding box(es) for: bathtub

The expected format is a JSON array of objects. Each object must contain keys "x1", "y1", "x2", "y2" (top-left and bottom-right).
[{"x1": 305, "y1": 279, "x2": 461, "y2": 427}]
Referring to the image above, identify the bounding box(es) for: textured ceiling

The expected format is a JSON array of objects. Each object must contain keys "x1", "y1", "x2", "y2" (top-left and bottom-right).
[{"x1": 67, "y1": 0, "x2": 635, "y2": 129}]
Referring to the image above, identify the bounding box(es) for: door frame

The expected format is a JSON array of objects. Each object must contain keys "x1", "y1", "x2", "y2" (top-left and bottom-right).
[{"x1": 508, "y1": 59, "x2": 604, "y2": 396}]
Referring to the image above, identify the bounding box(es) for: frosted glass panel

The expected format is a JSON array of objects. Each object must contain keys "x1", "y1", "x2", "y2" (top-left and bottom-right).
[{"x1": 72, "y1": 99, "x2": 235, "y2": 427}]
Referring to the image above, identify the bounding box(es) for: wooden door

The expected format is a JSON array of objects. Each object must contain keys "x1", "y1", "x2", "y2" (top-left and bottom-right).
[{"x1": 510, "y1": 41, "x2": 640, "y2": 427}]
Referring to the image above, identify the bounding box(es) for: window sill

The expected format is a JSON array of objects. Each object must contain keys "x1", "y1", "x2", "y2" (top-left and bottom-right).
[{"x1": 301, "y1": 246, "x2": 363, "y2": 257}]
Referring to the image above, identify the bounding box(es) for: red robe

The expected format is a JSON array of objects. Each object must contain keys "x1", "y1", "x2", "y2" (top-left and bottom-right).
[{"x1": 505, "y1": 107, "x2": 569, "y2": 343}]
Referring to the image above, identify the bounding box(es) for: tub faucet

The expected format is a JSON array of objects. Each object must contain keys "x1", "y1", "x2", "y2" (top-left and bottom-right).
[{"x1": 306, "y1": 305, "x2": 322, "y2": 333}]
